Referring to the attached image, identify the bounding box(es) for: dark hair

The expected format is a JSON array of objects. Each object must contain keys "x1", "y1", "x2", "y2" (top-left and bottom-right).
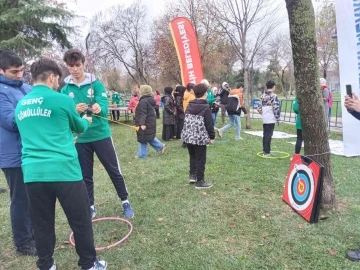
[
  {"x1": 164, "y1": 86, "x2": 173, "y2": 95},
  {"x1": 30, "y1": 58, "x2": 63, "y2": 82},
  {"x1": 63, "y1": 49, "x2": 85, "y2": 65},
  {"x1": 193, "y1": 83, "x2": 207, "y2": 98},
  {"x1": 266, "y1": 80, "x2": 276, "y2": 89},
  {"x1": 175, "y1": 85, "x2": 186, "y2": 96},
  {"x1": 186, "y1": 83, "x2": 195, "y2": 91},
  {"x1": 237, "y1": 83, "x2": 244, "y2": 89},
  {"x1": 0, "y1": 49, "x2": 23, "y2": 71},
  {"x1": 155, "y1": 90, "x2": 160, "y2": 95}
]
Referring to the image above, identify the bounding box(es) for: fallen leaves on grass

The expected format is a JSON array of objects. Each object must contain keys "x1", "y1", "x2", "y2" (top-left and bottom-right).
[
  {"x1": 198, "y1": 239, "x2": 208, "y2": 244},
  {"x1": 225, "y1": 237, "x2": 234, "y2": 243},
  {"x1": 229, "y1": 222, "x2": 236, "y2": 228},
  {"x1": 298, "y1": 224, "x2": 303, "y2": 229},
  {"x1": 328, "y1": 248, "x2": 338, "y2": 256},
  {"x1": 157, "y1": 218, "x2": 163, "y2": 222},
  {"x1": 202, "y1": 192, "x2": 207, "y2": 196}
]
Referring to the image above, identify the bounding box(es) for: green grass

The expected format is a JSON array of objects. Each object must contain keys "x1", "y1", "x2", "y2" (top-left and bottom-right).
[{"x1": 1, "y1": 119, "x2": 360, "y2": 269}]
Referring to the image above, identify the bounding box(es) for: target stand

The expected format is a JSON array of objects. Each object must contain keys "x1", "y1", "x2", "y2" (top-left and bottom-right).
[{"x1": 282, "y1": 154, "x2": 324, "y2": 223}]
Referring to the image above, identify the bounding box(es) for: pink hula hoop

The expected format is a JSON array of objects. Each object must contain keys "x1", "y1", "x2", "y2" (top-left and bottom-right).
[{"x1": 69, "y1": 217, "x2": 133, "y2": 251}]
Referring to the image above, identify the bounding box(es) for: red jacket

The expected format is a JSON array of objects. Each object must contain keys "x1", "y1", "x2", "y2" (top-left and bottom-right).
[
  {"x1": 154, "y1": 94, "x2": 161, "y2": 106},
  {"x1": 127, "y1": 96, "x2": 139, "y2": 111}
]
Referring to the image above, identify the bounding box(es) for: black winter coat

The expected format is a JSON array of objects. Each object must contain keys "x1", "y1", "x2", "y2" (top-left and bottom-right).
[
  {"x1": 162, "y1": 94, "x2": 175, "y2": 125},
  {"x1": 135, "y1": 95, "x2": 157, "y2": 143},
  {"x1": 219, "y1": 88, "x2": 230, "y2": 104},
  {"x1": 174, "y1": 93, "x2": 185, "y2": 120}
]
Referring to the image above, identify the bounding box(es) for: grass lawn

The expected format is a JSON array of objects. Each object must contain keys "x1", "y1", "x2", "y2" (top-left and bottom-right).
[{"x1": 1, "y1": 119, "x2": 360, "y2": 269}]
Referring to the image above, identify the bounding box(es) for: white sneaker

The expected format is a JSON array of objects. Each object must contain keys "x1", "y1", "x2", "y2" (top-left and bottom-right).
[
  {"x1": 90, "y1": 205, "x2": 96, "y2": 219},
  {"x1": 235, "y1": 137, "x2": 243, "y2": 141},
  {"x1": 216, "y1": 128, "x2": 223, "y2": 138},
  {"x1": 39, "y1": 262, "x2": 56, "y2": 270},
  {"x1": 85, "y1": 260, "x2": 107, "y2": 270}
]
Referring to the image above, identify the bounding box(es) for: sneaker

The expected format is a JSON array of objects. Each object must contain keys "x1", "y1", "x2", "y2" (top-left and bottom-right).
[
  {"x1": 123, "y1": 202, "x2": 134, "y2": 218},
  {"x1": 0, "y1": 187, "x2": 7, "y2": 193},
  {"x1": 84, "y1": 260, "x2": 108, "y2": 270},
  {"x1": 90, "y1": 205, "x2": 96, "y2": 219},
  {"x1": 16, "y1": 238, "x2": 37, "y2": 256},
  {"x1": 161, "y1": 144, "x2": 166, "y2": 154},
  {"x1": 216, "y1": 128, "x2": 223, "y2": 138},
  {"x1": 235, "y1": 137, "x2": 243, "y2": 141},
  {"x1": 346, "y1": 248, "x2": 360, "y2": 261},
  {"x1": 189, "y1": 174, "x2": 196, "y2": 184},
  {"x1": 38, "y1": 262, "x2": 56, "y2": 270},
  {"x1": 195, "y1": 180, "x2": 213, "y2": 189}
]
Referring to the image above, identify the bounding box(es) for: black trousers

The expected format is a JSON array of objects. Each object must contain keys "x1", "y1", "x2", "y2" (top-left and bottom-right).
[
  {"x1": 112, "y1": 110, "x2": 120, "y2": 121},
  {"x1": 187, "y1": 144, "x2": 207, "y2": 181},
  {"x1": 155, "y1": 106, "x2": 160, "y2": 119},
  {"x1": 175, "y1": 118, "x2": 184, "y2": 139},
  {"x1": 295, "y1": 129, "x2": 303, "y2": 154},
  {"x1": 263, "y1": 123, "x2": 275, "y2": 154},
  {"x1": 75, "y1": 137, "x2": 128, "y2": 206},
  {"x1": 26, "y1": 181, "x2": 96, "y2": 270},
  {"x1": 2, "y1": 167, "x2": 33, "y2": 247}
]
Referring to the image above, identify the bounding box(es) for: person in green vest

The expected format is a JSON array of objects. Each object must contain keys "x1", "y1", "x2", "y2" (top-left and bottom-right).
[
  {"x1": 60, "y1": 49, "x2": 134, "y2": 219},
  {"x1": 200, "y1": 79, "x2": 216, "y2": 106},
  {"x1": 15, "y1": 58, "x2": 107, "y2": 270},
  {"x1": 293, "y1": 97, "x2": 303, "y2": 155},
  {"x1": 111, "y1": 89, "x2": 121, "y2": 121}
]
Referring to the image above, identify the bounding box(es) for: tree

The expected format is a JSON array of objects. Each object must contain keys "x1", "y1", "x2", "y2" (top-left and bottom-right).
[
  {"x1": 0, "y1": 0, "x2": 74, "y2": 58},
  {"x1": 285, "y1": 0, "x2": 335, "y2": 207},
  {"x1": 207, "y1": 0, "x2": 283, "y2": 129},
  {"x1": 90, "y1": 0, "x2": 151, "y2": 87},
  {"x1": 316, "y1": 2, "x2": 337, "y2": 79}
]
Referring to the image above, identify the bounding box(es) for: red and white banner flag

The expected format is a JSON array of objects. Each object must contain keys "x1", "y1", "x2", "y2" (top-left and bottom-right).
[{"x1": 169, "y1": 17, "x2": 203, "y2": 85}]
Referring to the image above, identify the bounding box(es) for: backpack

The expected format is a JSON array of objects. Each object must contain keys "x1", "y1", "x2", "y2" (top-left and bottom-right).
[{"x1": 225, "y1": 96, "x2": 240, "y2": 114}]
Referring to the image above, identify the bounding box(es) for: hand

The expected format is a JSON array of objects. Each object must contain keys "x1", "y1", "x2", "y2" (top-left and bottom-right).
[
  {"x1": 141, "y1": 125, "x2": 146, "y2": 130},
  {"x1": 210, "y1": 139, "x2": 215, "y2": 144},
  {"x1": 345, "y1": 93, "x2": 360, "y2": 112},
  {"x1": 82, "y1": 114, "x2": 93, "y2": 124},
  {"x1": 76, "y1": 103, "x2": 88, "y2": 114},
  {"x1": 73, "y1": 135, "x2": 78, "y2": 144},
  {"x1": 92, "y1": 103, "x2": 101, "y2": 114}
]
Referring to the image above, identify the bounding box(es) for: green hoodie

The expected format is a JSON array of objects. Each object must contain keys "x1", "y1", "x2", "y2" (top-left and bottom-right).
[
  {"x1": 15, "y1": 85, "x2": 89, "y2": 183},
  {"x1": 207, "y1": 88, "x2": 216, "y2": 105},
  {"x1": 61, "y1": 74, "x2": 111, "y2": 143},
  {"x1": 112, "y1": 92, "x2": 121, "y2": 105},
  {"x1": 293, "y1": 97, "x2": 302, "y2": 130}
]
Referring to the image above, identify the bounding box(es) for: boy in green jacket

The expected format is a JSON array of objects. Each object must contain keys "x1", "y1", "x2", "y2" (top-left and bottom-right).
[
  {"x1": 15, "y1": 58, "x2": 107, "y2": 270},
  {"x1": 293, "y1": 97, "x2": 303, "y2": 154},
  {"x1": 61, "y1": 49, "x2": 134, "y2": 219}
]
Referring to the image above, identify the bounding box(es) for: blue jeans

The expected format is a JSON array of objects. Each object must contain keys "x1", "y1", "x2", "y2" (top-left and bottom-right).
[
  {"x1": 212, "y1": 112, "x2": 218, "y2": 127},
  {"x1": 2, "y1": 167, "x2": 33, "y2": 247},
  {"x1": 220, "y1": 114, "x2": 241, "y2": 138},
  {"x1": 137, "y1": 138, "x2": 164, "y2": 158}
]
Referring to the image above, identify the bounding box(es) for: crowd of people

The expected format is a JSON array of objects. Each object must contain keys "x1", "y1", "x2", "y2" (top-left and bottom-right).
[{"x1": 0, "y1": 44, "x2": 350, "y2": 270}]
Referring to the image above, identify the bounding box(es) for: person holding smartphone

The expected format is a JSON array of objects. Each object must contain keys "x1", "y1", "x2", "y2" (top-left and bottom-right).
[{"x1": 344, "y1": 85, "x2": 360, "y2": 120}]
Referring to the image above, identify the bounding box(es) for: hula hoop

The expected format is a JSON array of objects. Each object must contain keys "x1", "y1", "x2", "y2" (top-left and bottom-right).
[
  {"x1": 69, "y1": 217, "x2": 133, "y2": 251},
  {"x1": 256, "y1": 151, "x2": 290, "y2": 159},
  {"x1": 214, "y1": 138, "x2": 230, "y2": 143}
]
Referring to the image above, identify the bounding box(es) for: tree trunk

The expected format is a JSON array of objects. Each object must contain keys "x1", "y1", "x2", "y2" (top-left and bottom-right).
[
  {"x1": 285, "y1": 0, "x2": 335, "y2": 207},
  {"x1": 243, "y1": 44, "x2": 251, "y2": 129}
]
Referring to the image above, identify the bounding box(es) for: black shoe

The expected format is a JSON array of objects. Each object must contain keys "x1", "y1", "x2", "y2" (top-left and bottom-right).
[
  {"x1": 16, "y1": 239, "x2": 37, "y2": 256},
  {"x1": 0, "y1": 187, "x2": 7, "y2": 193},
  {"x1": 346, "y1": 248, "x2": 360, "y2": 261},
  {"x1": 195, "y1": 180, "x2": 213, "y2": 189},
  {"x1": 189, "y1": 174, "x2": 196, "y2": 184}
]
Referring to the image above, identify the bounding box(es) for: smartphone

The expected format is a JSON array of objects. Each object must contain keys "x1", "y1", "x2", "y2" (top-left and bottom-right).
[{"x1": 346, "y1": 84, "x2": 353, "y2": 98}]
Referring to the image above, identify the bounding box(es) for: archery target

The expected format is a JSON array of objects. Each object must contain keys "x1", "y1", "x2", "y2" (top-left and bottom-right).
[
  {"x1": 287, "y1": 164, "x2": 314, "y2": 211},
  {"x1": 282, "y1": 154, "x2": 324, "y2": 223}
]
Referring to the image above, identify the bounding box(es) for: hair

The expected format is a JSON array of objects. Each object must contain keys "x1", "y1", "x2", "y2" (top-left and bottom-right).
[
  {"x1": 63, "y1": 49, "x2": 85, "y2": 65},
  {"x1": 175, "y1": 85, "x2": 186, "y2": 96},
  {"x1": 193, "y1": 83, "x2": 208, "y2": 98},
  {"x1": 266, "y1": 80, "x2": 276, "y2": 89},
  {"x1": 320, "y1": 78, "x2": 327, "y2": 86},
  {"x1": 139, "y1": 85, "x2": 153, "y2": 96},
  {"x1": 0, "y1": 49, "x2": 23, "y2": 71},
  {"x1": 237, "y1": 83, "x2": 244, "y2": 89},
  {"x1": 186, "y1": 83, "x2": 195, "y2": 91},
  {"x1": 200, "y1": 79, "x2": 210, "y2": 88},
  {"x1": 30, "y1": 58, "x2": 63, "y2": 82},
  {"x1": 155, "y1": 90, "x2": 160, "y2": 95},
  {"x1": 164, "y1": 86, "x2": 173, "y2": 95}
]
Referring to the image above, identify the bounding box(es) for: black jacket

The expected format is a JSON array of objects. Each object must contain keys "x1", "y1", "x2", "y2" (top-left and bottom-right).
[
  {"x1": 162, "y1": 94, "x2": 175, "y2": 125},
  {"x1": 174, "y1": 93, "x2": 185, "y2": 119},
  {"x1": 181, "y1": 99, "x2": 215, "y2": 145},
  {"x1": 135, "y1": 95, "x2": 157, "y2": 143},
  {"x1": 219, "y1": 88, "x2": 230, "y2": 104}
]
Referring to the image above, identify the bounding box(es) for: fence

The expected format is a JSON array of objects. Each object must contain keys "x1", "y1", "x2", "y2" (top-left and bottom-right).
[{"x1": 250, "y1": 99, "x2": 343, "y2": 130}]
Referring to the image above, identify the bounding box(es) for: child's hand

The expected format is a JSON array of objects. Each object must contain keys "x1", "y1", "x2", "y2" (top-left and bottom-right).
[{"x1": 210, "y1": 139, "x2": 215, "y2": 144}]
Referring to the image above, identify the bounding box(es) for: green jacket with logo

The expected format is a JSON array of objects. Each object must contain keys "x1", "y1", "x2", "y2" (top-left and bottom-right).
[
  {"x1": 293, "y1": 97, "x2": 302, "y2": 130},
  {"x1": 15, "y1": 85, "x2": 89, "y2": 183},
  {"x1": 112, "y1": 92, "x2": 121, "y2": 105},
  {"x1": 61, "y1": 73, "x2": 111, "y2": 143}
]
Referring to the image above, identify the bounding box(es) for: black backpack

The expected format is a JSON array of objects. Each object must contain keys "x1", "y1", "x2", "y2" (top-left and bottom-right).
[{"x1": 225, "y1": 96, "x2": 240, "y2": 114}]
